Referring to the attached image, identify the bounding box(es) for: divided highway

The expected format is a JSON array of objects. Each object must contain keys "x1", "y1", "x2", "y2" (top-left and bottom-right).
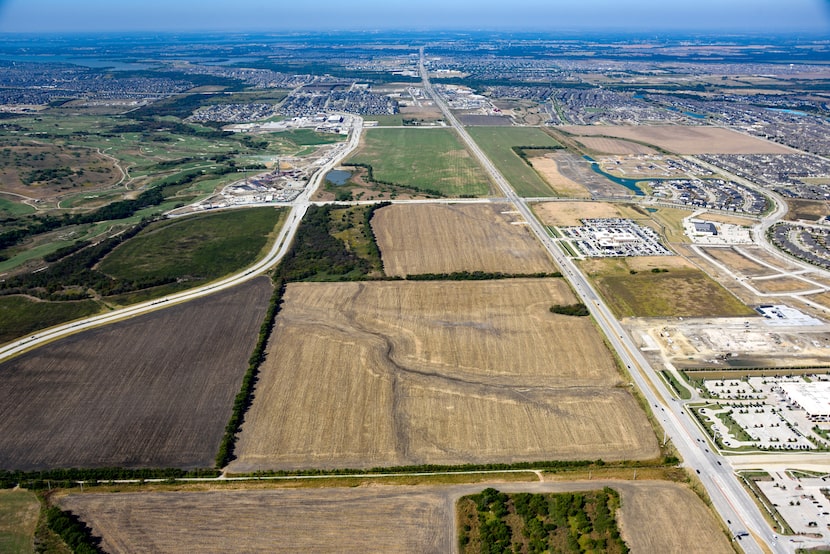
[
  {"x1": 0, "y1": 116, "x2": 363, "y2": 364},
  {"x1": 420, "y1": 48, "x2": 777, "y2": 553}
]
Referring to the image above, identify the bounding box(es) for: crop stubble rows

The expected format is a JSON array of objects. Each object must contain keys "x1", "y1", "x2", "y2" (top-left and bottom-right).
[
  {"x1": 371, "y1": 203, "x2": 556, "y2": 276},
  {"x1": 230, "y1": 279, "x2": 658, "y2": 472},
  {"x1": 0, "y1": 277, "x2": 273, "y2": 470}
]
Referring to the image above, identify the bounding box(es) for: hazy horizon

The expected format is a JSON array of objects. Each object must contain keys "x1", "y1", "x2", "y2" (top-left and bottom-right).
[{"x1": 0, "y1": 0, "x2": 828, "y2": 35}]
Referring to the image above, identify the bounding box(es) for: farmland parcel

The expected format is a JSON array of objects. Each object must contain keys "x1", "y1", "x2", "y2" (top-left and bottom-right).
[
  {"x1": 347, "y1": 128, "x2": 490, "y2": 196},
  {"x1": 371, "y1": 203, "x2": 556, "y2": 276},
  {"x1": 229, "y1": 280, "x2": 658, "y2": 472},
  {"x1": 0, "y1": 277, "x2": 272, "y2": 471},
  {"x1": 57, "y1": 481, "x2": 729, "y2": 554},
  {"x1": 466, "y1": 126, "x2": 561, "y2": 197}
]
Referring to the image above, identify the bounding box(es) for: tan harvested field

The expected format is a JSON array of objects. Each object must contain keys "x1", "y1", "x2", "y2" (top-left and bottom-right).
[
  {"x1": 575, "y1": 136, "x2": 658, "y2": 155},
  {"x1": 697, "y1": 212, "x2": 756, "y2": 227},
  {"x1": 230, "y1": 280, "x2": 658, "y2": 471},
  {"x1": 0, "y1": 277, "x2": 273, "y2": 470},
  {"x1": 59, "y1": 480, "x2": 729, "y2": 554},
  {"x1": 560, "y1": 125, "x2": 795, "y2": 154},
  {"x1": 528, "y1": 155, "x2": 591, "y2": 198},
  {"x1": 534, "y1": 201, "x2": 623, "y2": 226},
  {"x1": 371, "y1": 203, "x2": 557, "y2": 276},
  {"x1": 60, "y1": 487, "x2": 453, "y2": 554},
  {"x1": 614, "y1": 481, "x2": 733, "y2": 554}
]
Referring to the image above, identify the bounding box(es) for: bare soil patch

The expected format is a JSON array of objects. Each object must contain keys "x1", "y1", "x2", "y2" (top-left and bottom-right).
[
  {"x1": 230, "y1": 280, "x2": 657, "y2": 471},
  {"x1": 534, "y1": 201, "x2": 622, "y2": 227},
  {"x1": 576, "y1": 136, "x2": 658, "y2": 155},
  {"x1": 372, "y1": 203, "x2": 556, "y2": 276},
  {"x1": 560, "y1": 125, "x2": 795, "y2": 154},
  {"x1": 528, "y1": 156, "x2": 591, "y2": 198},
  {"x1": 750, "y1": 276, "x2": 818, "y2": 294},
  {"x1": 699, "y1": 247, "x2": 773, "y2": 277},
  {"x1": 0, "y1": 277, "x2": 273, "y2": 470},
  {"x1": 785, "y1": 199, "x2": 829, "y2": 222}
]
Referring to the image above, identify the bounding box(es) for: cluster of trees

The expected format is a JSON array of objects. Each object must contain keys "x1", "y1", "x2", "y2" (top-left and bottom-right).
[
  {"x1": 460, "y1": 487, "x2": 628, "y2": 554},
  {"x1": 46, "y1": 507, "x2": 103, "y2": 554},
  {"x1": 550, "y1": 303, "x2": 590, "y2": 316},
  {"x1": 342, "y1": 162, "x2": 446, "y2": 198},
  {"x1": 23, "y1": 166, "x2": 79, "y2": 185},
  {"x1": 511, "y1": 145, "x2": 564, "y2": 167},
  {"x1": 276, "y1": 205, "x2": 372, "y2": 282},
  {"x1": 0, "y1": 219, "x2": 168, "y2": 300}
]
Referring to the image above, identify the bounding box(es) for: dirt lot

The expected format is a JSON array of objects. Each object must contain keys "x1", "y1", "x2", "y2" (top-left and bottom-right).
[
  {"x1": 699, "y1": 246, "x2": 773, "y2": 277},
  {"x1": 527, "y1": 155, "x2": 591, "y2": 198},
  {"x1": 371, "y1": 203, "x2": 556, "y2": 276},
  {"x1": 560, "y1": 125, "x2": 795, "y2": 154},
  {"x1": 575, "y1": 136, "x2": 658, "y2": 155},
  {"x1": 0, "y1": 277, "x2": 273, "y2": 470},
  {"x1": 629, "y1": 315, "x2": 830, "y2": 370},
  {"x1": 230, "y1": 280, "x2": 657, "y2": 471},
  {"x1": 59, "y1": 480, "x2": 729, "y2": 554},
  {"x1": 533, "y1": 201, "x2": 623, "y2": 226}
]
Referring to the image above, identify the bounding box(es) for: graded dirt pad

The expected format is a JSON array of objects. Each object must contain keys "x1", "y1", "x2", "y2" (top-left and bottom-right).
[
  {"x1": 699, "y1": 246, "x2": 773, "y2": 277},
  {"x1": 613, "y1": 481, "x2": 733, "y2": 554},
  {"x1": 533, "y1": 201, "x2": 623, "y2": 227},
  {"x1": 575, "y1": 136, "x2": 658, "y2": 155},
  {"x1": 59, "y1": 481, "x2": 730, "y2": 554},
  {"x1": 527, "y1": 155, "x2": 591, "y2": 198},
  {"x1": 371, "y1": 203, "x2": 556, "y2": 276},
  {"x1": 560, "y1": 125, "x2": 795, "y2": 154},
  {"x1": 0, "y1": 277, "x2": 273, "y2": 470},
  {"x1": 230, "y1": 280, "x2": 657, "y2": 471},
  {"x1": 750, "y1": 276, "x2": 818, "y2": 294}
]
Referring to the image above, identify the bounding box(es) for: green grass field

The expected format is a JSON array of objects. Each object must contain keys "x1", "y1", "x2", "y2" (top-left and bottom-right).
[
  {"x1": 581, "y1": 260, "x2": 754, "y2": 318},
  {"x1": 466, "y1": 127, "x2": 560, "y2": 197},
  {"x1": 0, "y1": 490, "x2": 39, "y2": 554},
  {"x1": 99, "y1": 207, "x2": 287, "y2": 287},
  {"x1": 348, "y1": 128, "x2": 490, "y2": 196},
  {"x1": 0, "y1": 296, "x2": 102, "y2": 345},
  {"x1": 0, "y1": 198, "x2": 35, "y2": 217}
]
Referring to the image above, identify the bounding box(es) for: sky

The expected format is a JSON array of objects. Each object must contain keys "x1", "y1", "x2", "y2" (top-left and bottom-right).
[{"x1": 0, "y1": 0, "x2": 828, "y2": 34}]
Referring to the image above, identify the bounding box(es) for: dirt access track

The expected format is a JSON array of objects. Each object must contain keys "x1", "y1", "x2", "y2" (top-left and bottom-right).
[{"x1": 229, "y1": 279, "x2": 658, "y2": 472}]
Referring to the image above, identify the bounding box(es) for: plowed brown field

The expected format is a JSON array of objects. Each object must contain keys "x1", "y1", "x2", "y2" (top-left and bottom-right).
[
  {"x1": 229, "y1": 280, "x2": 658, "y2": 472},
  {"x1": 0, "y1": 277, "x2": 273, "y2": 470},
  {"x1": 371, "y1": 203, "x2": 557, "y2": 276}
]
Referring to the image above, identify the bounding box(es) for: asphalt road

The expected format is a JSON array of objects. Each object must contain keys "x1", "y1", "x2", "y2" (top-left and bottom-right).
[
  {"x1": 419, "y1": 49, "x2": 785, "y2": 553},
  {"x1": 0, "y1": 116, "x2": 364, "y2": 364}
]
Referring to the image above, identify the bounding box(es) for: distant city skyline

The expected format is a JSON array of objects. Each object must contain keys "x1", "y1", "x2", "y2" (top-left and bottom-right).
[{"x1": 0, "y1": 0, "x2": 828, "y2": 34}]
